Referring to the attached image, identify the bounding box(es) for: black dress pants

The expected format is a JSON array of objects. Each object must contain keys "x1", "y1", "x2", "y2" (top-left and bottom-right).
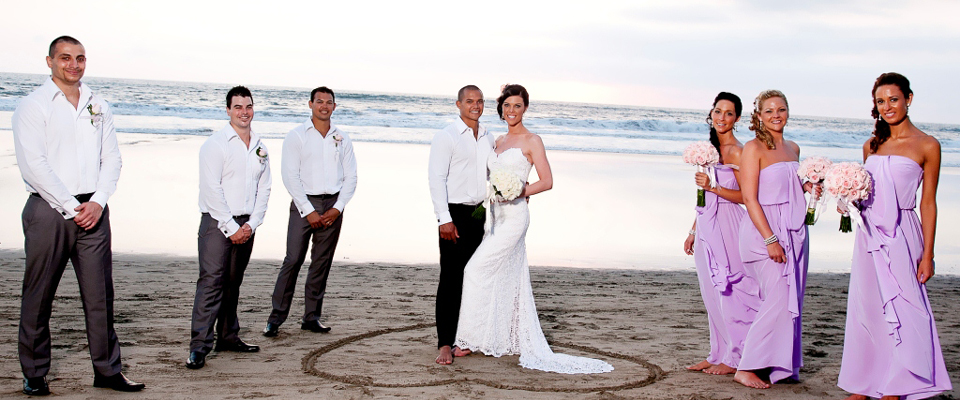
[{"x1": 436, "y1": 203, "x2": 485, "y2": 348}]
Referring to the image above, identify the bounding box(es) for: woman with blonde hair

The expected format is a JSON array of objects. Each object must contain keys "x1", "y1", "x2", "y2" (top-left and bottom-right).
[{"x1": 733, "y1": 90, "x2": 818, "y2": 389}]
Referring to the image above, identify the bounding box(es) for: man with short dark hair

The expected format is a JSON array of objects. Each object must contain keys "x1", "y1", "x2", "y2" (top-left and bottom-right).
[
  {"x1": 187, "y1": 85, "x2": 271, "y2": 369},
  {"x1": 263, "y1": 86, "x2": 357, "y2": 337},
  {"x1": 427, "y1": 85, "x2": 493, "y2": 365},
  {"x1": 13, "y1": 35, "x2": 144, "y2": 395}
]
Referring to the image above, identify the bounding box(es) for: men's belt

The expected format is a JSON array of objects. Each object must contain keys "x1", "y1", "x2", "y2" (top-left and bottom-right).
[
  {"x1": 308, "y1": 192, "x2": 339, "y2": 200},
  {"x1": 30, "y1": 192, "x2": 94, "y2": 203}
]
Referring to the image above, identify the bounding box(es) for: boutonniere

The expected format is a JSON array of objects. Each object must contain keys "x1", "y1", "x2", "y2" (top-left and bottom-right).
[
  {"x1": 332, "y1": 134, "x2": 343, "y2": 147},
  {"x1": 256, "y1": 146, "x2": 268, "y2": 164},
  {"x1": 86, "y1": 103, "x2": 103, "y2": 128}
]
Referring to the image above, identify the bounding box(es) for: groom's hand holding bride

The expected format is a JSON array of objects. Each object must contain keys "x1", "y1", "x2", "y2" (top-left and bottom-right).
[{"x1": 439, "y1": 222, "x2": 459, "y2": 243}]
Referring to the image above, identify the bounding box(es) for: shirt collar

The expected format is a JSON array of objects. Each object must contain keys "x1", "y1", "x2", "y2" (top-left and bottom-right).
[
  {"x1": 223, "y1": 123, "x2": 259, "y2": 147},
  {"x1": 41, "y1": 77, "x2": 93, "y2": 105},
  {"x1": 305, "y1": 119, "x2": 339, "y2": 138},
  {"x1": 454, "y1": 116, "x2": 486, "y2": 138}
]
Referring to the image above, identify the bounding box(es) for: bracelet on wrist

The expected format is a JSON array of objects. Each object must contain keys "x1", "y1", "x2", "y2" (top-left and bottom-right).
[
  {"x1": 763, "y1": 234, "x2": 779, "y2": 245},
  {"x1": 688, "y1": 229, "x2": 696, "y2": 236}
]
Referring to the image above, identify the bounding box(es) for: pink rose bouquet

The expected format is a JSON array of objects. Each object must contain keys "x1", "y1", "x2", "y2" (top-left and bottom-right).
[
  {"x1": 682, "y1": 141, "x2": 720, "y2": 207},
  {"x1": 824, "y1": 162, "x2": 872, "y2": 233},
  {"x1": 797, "y1": 156, "x2": 833, "y2": 225}
]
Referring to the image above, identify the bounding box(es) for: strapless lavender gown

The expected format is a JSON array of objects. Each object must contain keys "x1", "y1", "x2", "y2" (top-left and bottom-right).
[
  {"x1": 693, "y1": 164, "x2": 759, "y2": 368},
  {"x1": 838, "y1": 155, "x2": 952, "y2": 399},
  {"x1": 737, "y1": 161, "x2": 808, "y2": 383}
]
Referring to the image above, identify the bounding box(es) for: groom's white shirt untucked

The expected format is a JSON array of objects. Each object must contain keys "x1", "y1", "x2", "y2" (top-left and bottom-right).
[{"x1": 428, "y1": 117, "x2": 494, "y2": 225}]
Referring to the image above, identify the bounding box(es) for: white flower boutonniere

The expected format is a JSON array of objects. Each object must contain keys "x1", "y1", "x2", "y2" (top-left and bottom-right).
[
  {"x1": 332, "y1": 134, "x2": 343, "y2": 147},
  {"x1": 86, "y1": 103, "x2": 103, "y2": 128},
  {"x1": 256, "y1": 146, "x2": 268, "y2": 164}
]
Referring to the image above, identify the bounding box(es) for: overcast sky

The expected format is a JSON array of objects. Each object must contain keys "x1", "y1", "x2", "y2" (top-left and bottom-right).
[{"x1": 2, "y1": 0, "x2": 958, "y2": 124}]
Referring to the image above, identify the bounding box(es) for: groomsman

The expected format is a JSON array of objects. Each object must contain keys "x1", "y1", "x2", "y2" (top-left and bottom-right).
[
  {"x1": 263, "y1": 87, "x2": 357, "y2": 337},
  {"x1": 12, "y1": 36, "x2": 144, "y2": 395},
  {"x1": 427, "y1": 85, "x2": 494, "y2": 365},
  {"x1": 187, "y1": 86, "x2": 271, "y2": 369}
]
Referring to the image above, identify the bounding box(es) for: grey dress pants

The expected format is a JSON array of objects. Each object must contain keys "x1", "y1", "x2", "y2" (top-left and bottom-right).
[{"x1": 19, "y1": 193, "x2": 123, "y2": 378}]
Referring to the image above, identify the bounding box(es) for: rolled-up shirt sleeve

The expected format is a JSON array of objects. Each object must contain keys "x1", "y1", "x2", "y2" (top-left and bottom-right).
[
  {"x1": 90, "y1": 101, "x2": 122, "y2": 208},
  {"x1": 428, "y1": 131, "x2": 453, "y2": 225},
  {"x1": 333, "y1": 135, "x2": 358, "y2": 212},
  {"x1": 12, "y1": 98, "x2": 82, "y2": 218},
  {"x1": 199, "y1": 141, "x2": 241, "y2": 237}
]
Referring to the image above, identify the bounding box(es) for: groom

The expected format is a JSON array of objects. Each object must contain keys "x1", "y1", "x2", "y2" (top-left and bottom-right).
[{"x1": 427, "y1": 85, "x2": 494, "y2": 364}]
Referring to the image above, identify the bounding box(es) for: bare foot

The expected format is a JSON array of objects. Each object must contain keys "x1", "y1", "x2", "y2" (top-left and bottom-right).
[
  {"x1": 452, "y1": 346, "x2": 472, "y2": 357},
  {"x1": 436, "y1": 346, "x2": 453, "y2": 365},
  {"x1": 686, "y1": 360, "x2": 713, "y2": 371},
  {"x1": 734, "y1": 371, "x2": 771, "y2": 389},
  {"x1": 704, "y1": 363, "x2": 736, "y2": 375},
  {"x1": 842, "y1": 395, "x2": 869, "y2": 400}
]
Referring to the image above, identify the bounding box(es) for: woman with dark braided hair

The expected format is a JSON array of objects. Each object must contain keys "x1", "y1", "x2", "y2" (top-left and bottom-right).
[
  {"x1": 838, "y1": 73, "x2": 951, "y2": 400},
  {"x1": 682, "y1": 92, "x2": 760, "y2": 376},
  {"x1": 734, "y1": 90, "x2": 820, "y2": 389}
]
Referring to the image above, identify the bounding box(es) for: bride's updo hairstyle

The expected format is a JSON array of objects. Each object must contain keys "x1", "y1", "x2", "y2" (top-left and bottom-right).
[
  {"x1": 749, "y1": 89, "x2": 788, "y2": 150},
  {"x1": 497, "y1": 84, "x2": 530, "y2": 120},
  {"x1": 706, "y1": 92, "x2": 743, "y2": 155},
  {"x1": 869, "y1": 72, "x2": 912, "y2": 154}
]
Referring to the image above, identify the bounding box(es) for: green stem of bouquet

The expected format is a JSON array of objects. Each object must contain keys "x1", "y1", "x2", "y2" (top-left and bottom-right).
[
  {"x1": 471, "y1": 204, "x2": 485, "y2": 220},
  {"x1": 805, "y1": 208, "x2": 817, "y2": 225},
  {"x1": 696, "y1": 189, "x2": 705, "y2": 207},
  {"x1": 839, "y1": 215, "x2": 852, "y2": 233}
]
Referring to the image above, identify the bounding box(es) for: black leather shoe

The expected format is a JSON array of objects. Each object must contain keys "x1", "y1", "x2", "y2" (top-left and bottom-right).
[
  {"x1": 185, "y1": 351, "x2": 206, "y2": 369},
  {"x1": 263, "y1": 322, "x2": 280, "y2": 337},
  {"x1": 93, "y1": 372, "x2": 145, "y2": 392},
  {"x1": 214, "y1": 339, "x2": 260, "y2": 352},
  {"x1": 23, "y1": 376, "x2": 49, "y2": 396},
  {"x1": 301, "y1": 320, "x2": 332, "y2": 333}
]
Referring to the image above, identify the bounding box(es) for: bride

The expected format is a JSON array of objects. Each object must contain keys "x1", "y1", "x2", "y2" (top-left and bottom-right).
[{"x1": 453, "y1": 84, "x2": 613, "y2": 374}]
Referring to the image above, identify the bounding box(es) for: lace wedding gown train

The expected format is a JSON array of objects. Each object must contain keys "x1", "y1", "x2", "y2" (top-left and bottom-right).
[{"x1": 454, "y1": 148, "x2": 614, "y2": 374}]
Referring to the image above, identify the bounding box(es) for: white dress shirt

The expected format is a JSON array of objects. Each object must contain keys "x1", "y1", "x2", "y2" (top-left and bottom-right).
[
  {"x1": 428, "y1": 117, "x2": 494, "y2": 225},
  {"x1": 12, "y1": 78, "x2": 122, "y2": 219},
  {"x1": 282, "y1": 120, "x2": 358, "y2": 217},
  {"x1": 198, "y1": 124, "x2": 272, "y2": 237}
]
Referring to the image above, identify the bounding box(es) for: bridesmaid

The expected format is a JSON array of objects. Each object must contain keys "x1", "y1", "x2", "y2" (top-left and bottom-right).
[
  {"x1": 838, "y1": 73, "x2": 952, "y2": 400},
  {"x1": 734, "y1": 90, "x2": 818, "y2": 389},
  {"x1": 683, "y1": 92, "x2": 759, "y2": 376}
]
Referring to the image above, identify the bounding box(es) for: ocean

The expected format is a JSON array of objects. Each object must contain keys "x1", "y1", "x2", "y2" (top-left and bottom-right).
[{"x1": 2, "y1": 72, "x2": 958, "y2": 167}]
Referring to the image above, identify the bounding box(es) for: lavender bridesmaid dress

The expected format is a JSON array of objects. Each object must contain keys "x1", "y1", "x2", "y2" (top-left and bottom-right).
[
  {"x1": 838, "y1": 155, "x2": 952, "y2": 399},
  {"x1": 693, "y1": 164, "x2": 759, "y2": 368},
  {"x1": 737, "y1": 161, "x2": 808, "y2": 383}
]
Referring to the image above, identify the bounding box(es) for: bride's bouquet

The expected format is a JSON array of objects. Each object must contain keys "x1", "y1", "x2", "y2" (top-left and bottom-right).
[
  {"x1": 682, "y1": 141, "x2": 720, "y2": 207},
  {"x1": 797, "y1": 156, "x2": 833, "y2": 225},
  {"x1": 824, "y1": 162, "x2": 872, "y2": 233},
  {"x1": 471, "y1": 169, "x2": 524, "y2": 219}
]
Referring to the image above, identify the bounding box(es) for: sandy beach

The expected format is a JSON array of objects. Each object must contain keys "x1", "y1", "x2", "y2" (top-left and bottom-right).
[
  {"x1": 0, "y1": 125, "x2": 958, "y2": 398},
  {"x1": 0, "y1": 250, "x2": 956, "y2": 399}
]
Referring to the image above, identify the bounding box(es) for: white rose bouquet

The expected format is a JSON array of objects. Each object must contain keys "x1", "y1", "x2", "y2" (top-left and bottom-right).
[{"x1": 471, "y1": 168, "x2": 524, "y2": 219}]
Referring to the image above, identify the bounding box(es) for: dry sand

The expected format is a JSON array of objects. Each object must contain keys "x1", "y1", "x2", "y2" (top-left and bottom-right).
[{"x1": 0, "y1": 250, "x2": 957, "y2": 399}]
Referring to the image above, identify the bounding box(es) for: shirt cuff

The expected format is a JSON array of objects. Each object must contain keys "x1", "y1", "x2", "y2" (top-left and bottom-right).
[
  {"x1": 89, "y1": 192, "x2": 109, "y2": 209},
  {"x1": 437, "y1": 211, "x2": 452, "y2": 226},
  {"x1": 295, "y1": 199, "x2": 315, "y2": 218},
  {"x1": 219, "y1": 218, "x2": 241, "y2": 238},
  {"x1": 333, "y1": 201, "x2": 345, "y2": 213},
  {"x1": 58, "y1": 198, "x2": 83, "y2": 219}
]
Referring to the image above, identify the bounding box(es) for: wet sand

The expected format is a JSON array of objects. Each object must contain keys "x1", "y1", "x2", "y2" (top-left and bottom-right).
[{"x1": 0, "y1": 250, "x2": 957, "y2": 399}]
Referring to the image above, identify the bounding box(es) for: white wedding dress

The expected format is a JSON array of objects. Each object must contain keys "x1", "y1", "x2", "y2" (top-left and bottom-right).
[{"x1": 454, "y1": 148, "x2": 614, "y2": 374}]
